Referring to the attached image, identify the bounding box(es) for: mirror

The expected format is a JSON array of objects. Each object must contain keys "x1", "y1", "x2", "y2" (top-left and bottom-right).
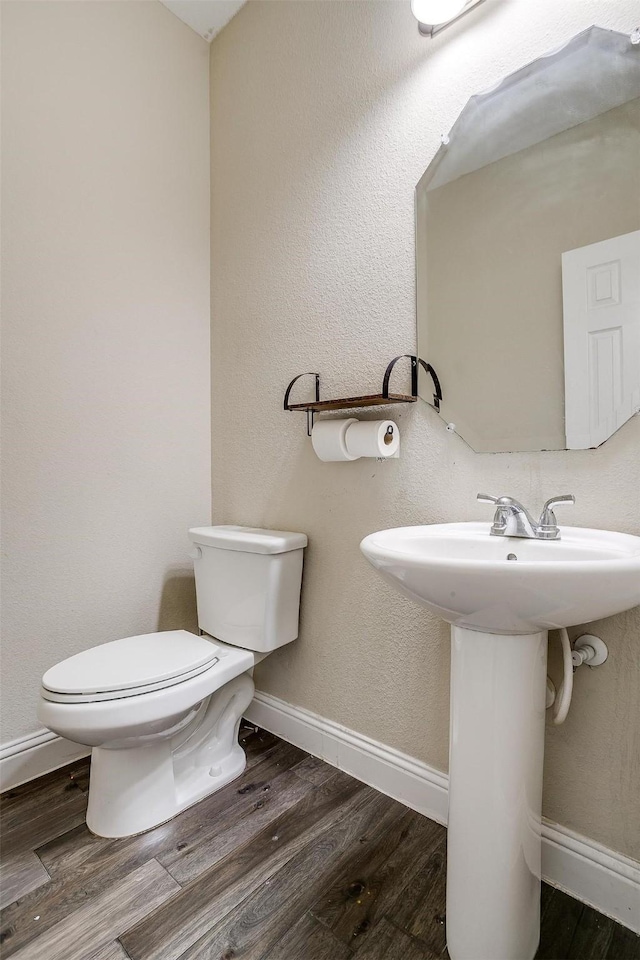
[{"x1": 416, "y1": 26, "x2": 640, "y2": 452}]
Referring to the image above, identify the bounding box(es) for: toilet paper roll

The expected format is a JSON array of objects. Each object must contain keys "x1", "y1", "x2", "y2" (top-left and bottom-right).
[
  {"x1": 344, "y1": 420, "x2": 400, "y2": 459},
  {"x1": 311, "y1": 418, "x2": 359, "y2": 461}
]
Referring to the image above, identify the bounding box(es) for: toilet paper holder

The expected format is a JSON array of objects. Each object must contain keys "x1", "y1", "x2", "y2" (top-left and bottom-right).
[{"x1": 283, "y1": 355, "x2": 442, "y2": 435}]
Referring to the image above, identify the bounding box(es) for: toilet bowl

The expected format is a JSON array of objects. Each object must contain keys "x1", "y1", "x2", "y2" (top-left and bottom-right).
[{"x1": 38, "y1": 526, "x2": 307, "y2": 838}]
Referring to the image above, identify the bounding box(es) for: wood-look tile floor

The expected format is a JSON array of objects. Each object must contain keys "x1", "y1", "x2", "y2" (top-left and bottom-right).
[{"x1": 1, "y1": 725, "x2": 638, "y2": 960}]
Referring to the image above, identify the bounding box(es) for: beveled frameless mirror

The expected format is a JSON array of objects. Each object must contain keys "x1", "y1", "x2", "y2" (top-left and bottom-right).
[{"x1": 416, "y1": 26, "x2": 640, "y2": 453}]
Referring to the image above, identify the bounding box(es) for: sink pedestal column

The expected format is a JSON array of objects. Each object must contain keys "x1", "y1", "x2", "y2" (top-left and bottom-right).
[{"x1": 446, "y1": 625, "x2": 548, "y2": 960}]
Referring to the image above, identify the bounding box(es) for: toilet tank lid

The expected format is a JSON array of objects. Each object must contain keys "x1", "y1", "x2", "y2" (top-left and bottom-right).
[{"x1": 188, "y1": 525, "x2": 308, "y2": 555}]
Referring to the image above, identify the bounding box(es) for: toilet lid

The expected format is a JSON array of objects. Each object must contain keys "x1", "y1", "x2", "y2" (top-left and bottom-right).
[{"x1": 42, "y1": 631, "x2": 221, "y2": 696}]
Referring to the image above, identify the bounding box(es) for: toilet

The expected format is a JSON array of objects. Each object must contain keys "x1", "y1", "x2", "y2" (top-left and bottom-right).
[{"x1": 37, "y1": 525, "x2": 307, "y2": 838}]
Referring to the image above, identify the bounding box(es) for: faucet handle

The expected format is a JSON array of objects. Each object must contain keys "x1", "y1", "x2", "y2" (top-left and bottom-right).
[
  {"x1": 539, "y1": 494, "x2": 575, "y2": 530},
  {"x1": 477, "y1": 493, "x2": 500, "y2": 504},
  {"x1": 477, "y1": 494, "x2": 509, "y2": 534}
]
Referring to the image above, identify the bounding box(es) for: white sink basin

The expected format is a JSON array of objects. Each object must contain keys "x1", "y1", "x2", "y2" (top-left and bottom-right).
[{"x1": 360, "y1": 522, "x2": 640, "y2": 634}]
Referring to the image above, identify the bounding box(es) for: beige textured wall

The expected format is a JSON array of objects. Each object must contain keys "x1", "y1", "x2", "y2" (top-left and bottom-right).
[
  {"x1": 1, "y1": 1, "x2": 211, "y2": 741},
  {"x1": 420, "y1": 98, "x2": 640, "y2": 453},
  {"x1": 210, "y1": 0, "x2": 640, "y2": 858}
]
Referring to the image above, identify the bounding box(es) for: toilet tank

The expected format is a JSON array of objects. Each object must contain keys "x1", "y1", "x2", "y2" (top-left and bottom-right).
[{"x1": 188, "y1": 526, "x2": 308, "y2": 653}]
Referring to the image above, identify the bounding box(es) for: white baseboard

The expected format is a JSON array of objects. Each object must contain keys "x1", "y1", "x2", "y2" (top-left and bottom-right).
[
  {"x1": 541, "y1": 820, "x2": 640, "y2": 933},
  {"x1": 246, "y1": 690, "x2": 640, "y2": 933},
  {"x1": 0, "y1": 729, "x2": 90, "y2": 792}
]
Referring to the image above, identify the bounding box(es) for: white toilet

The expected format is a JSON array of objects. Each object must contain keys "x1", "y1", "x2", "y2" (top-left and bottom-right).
[{"x1": 38, "y1": 525, "x2": 307, "y2": 838}]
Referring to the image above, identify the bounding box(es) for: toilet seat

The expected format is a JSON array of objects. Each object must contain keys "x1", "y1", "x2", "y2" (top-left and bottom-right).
[{"x1": 41, "y1": 630, "x2": 246, "y2": 704}]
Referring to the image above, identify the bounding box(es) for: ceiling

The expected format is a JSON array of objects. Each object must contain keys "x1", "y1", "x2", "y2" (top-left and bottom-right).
[{"x1": 160, "y1": 0, "x2": 246, "y2": 42}]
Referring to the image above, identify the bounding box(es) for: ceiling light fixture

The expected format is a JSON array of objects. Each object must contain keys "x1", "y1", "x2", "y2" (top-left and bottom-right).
[{"x1": 411, "y1": 0, "x2": 486, "y2": 37}]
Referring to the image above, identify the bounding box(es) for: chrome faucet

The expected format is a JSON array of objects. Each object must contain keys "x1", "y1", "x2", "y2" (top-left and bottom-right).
[{"x1": 477, "y1": 494, "x2": 575, "y2": 540}]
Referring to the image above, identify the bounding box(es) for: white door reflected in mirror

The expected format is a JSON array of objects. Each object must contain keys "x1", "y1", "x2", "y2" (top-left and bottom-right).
[{"x1": 562, "y1": 230, "x2": 640, "y2": 449}]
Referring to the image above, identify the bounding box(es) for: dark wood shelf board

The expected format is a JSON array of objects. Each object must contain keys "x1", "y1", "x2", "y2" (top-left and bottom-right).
[{"x1": 287, "y1": 393, "x2": 417, "y2": 413}]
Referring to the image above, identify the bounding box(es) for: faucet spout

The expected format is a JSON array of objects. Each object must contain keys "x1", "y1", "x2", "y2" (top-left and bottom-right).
[{"x1": 491, "y1": 497, "x2": 537, "y2": 539}]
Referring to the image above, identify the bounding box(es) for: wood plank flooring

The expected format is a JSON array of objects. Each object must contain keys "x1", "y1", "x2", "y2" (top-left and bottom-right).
[{"x1": 1, "y1": 724, "x2": 637, "y2": 960}]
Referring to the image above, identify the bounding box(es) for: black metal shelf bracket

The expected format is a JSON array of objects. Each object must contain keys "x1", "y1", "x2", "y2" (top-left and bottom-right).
[
  {"x1": 382, "y1": 355, "x2": 442, "y2": 411},
  {"x1": 284, "y1": 372, "x2": 320, "y2": 435}
]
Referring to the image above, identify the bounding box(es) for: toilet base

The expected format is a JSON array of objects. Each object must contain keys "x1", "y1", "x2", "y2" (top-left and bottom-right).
[{"x1": 86, "y1": 672, "x2": 255, "y2": 838}]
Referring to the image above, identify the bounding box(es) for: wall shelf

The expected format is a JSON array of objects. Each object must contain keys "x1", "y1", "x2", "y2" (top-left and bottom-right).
[
  {"x1": 286, "y1": 393, "x2": 416, "y2": 413},
  {"x1": 284, "y1": 355, "x2": 442, "y2": 434}
]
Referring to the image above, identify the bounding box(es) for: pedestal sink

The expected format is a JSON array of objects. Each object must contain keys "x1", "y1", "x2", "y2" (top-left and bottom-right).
[{"x1": 360, "y1": 522, "x2": 640, "y2": 960}]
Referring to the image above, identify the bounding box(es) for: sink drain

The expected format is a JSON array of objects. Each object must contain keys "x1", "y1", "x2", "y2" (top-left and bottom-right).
[{"x1": 507, "y1": 553, "x2": 518, "y2": 561}]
